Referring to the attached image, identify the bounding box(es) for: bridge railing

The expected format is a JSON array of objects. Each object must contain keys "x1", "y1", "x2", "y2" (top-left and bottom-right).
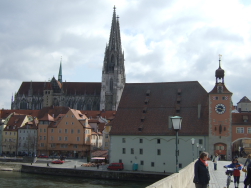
[{"x1": 146, "y1": 161, "x2": 195, "y2": 188}]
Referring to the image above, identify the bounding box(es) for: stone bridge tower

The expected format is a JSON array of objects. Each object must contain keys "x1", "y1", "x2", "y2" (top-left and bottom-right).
[{"x1": 208, "y1": 55, "x2": 233, "y2": 160}]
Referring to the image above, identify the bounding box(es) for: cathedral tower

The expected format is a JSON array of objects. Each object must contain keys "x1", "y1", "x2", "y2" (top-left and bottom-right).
[
  {"x1": 208, "y1": 55, "x2": 233, "y2": 160},
  {"x1": 100, "y1": 7, "x2": 126, "y2": 110}
]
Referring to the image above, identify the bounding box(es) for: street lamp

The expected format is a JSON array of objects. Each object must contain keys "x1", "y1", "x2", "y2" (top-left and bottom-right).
[
  {"x1": 191, "y1": 138, "x2": 195, "y2": 161},
  {"x1": 171, "y1": 116, "x2": 182, "y2": 173},
  {"x1": 196, "y1": 143, "x2": 199, "y2": 158}
]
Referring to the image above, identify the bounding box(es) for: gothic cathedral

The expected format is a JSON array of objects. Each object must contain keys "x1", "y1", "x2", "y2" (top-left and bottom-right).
[{"x1": 11, "y1": 7, "x2": 125, "y2": 111}]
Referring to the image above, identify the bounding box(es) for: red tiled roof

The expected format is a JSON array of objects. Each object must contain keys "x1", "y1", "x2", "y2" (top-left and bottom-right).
[
  {"x1": 4, "y1": 114, "x2": 27, "y2": 131},
  {"x1": 209, "y1": 83, "x2": 232, "y2": 94},
  {"x1": 109, "y1": 82, "x2": 209, "y2": 136},
  {"x1": 232, "y1": 113, "x2": 251, "y2": 125},
  {"x1": 80, "y1": 110, "x2": 116, "y2": 119},
  {"x1": 0, "y1": 110, "x2": 40, "y2": 119}
]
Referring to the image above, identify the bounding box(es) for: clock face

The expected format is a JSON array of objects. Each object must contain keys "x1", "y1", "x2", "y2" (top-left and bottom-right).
[{"x1": 215, "y1": 104, "x2": 226, "y2": 114}]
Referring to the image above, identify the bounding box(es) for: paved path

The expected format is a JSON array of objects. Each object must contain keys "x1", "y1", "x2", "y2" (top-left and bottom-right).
[{"x1": 208, "y1": 160, "x2": 246, "y2": 188}]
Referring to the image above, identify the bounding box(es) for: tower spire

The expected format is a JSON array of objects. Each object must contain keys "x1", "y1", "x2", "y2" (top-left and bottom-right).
[{"x1": 58, "y1": 57, "x2": 62, "y2": 83}]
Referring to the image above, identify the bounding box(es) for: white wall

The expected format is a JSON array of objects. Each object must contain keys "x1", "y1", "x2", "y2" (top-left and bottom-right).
[{"x1": 110, "y1": 135, "x2": 209, "y2": 173}]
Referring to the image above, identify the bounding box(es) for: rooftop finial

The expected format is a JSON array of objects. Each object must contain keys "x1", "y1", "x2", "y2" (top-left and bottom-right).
[
  {"x1": 219, "y1": 54, "x2": 222, "y2": 68},
  {"x1": 113, "y1": 5, "x2": 116, "y2": 12}
]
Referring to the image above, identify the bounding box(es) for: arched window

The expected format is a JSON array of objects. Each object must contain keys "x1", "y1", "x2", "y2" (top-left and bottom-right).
[{"x1": 110, "y1": 78, "x2": 113, "y2": 92}]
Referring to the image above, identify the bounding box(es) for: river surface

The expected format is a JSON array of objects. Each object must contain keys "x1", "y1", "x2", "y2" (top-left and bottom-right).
[{"x1": 0, "y1": 171, "x2": 151, "y2": 188}]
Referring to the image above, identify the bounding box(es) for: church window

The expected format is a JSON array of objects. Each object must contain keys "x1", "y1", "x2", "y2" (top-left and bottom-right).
[{"x1": 110, "y1": 78, "x2": 113, "y2": 92}]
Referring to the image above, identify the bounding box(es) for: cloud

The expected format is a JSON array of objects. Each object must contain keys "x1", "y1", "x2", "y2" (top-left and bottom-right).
[{"x1": 0, "y1": 0, "x2": 251, "y2": 109}]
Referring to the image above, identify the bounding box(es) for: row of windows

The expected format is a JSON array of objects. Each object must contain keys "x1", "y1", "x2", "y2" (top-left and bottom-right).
[
  {"x1": 122, "y1": 138, "x2": 203, "y2": 144},
  {"x1": 19, "y1": 130, "x2": 36, "y2": 134},
  {"x1": 39, "y1": 128, "x2": 90, "y2": 134},
  {"x1": 236, "y1": 127, "x2": 251, "y2": 133},
  {"x1": 39, "y1": 136, "x2": 81, "y2": 141},
  {"x1": 41, "y1": 143, "x2": 79, "y2": 148},
  {"x1": 118, "y1": 159, "x2": 170, "y2": 167},
  {"x1": 122, "y1": 148, "x2": 163, "y2": 155},
  {"x1": 4, "y1": 132, "x2": 16, "y2": 135}
]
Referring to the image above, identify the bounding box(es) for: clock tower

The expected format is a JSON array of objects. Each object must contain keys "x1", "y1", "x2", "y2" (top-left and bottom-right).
[{"x1": 208, "y1": 55, "x2": 233, "y2": 160}]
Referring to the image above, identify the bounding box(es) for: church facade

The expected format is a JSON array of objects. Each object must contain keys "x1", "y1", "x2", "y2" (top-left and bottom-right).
[{"x1": 11, "y1": 7, "x2": 125, "y2": 111}]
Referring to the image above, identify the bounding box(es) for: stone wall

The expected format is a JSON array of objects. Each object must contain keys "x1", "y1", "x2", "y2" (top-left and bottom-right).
[
  {"x1": 0, "y1": 162, "x2": 22, "y2": 171},
  {"x1": 21, "y1": 165, "x2": 167, "y2": 182},
  {"x1": 146, "y1": 161, "x2": 195, "y2": 188}
]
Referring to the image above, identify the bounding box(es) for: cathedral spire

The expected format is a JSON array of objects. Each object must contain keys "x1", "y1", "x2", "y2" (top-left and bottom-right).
[{"x1": 58, "y1": 57, "x2": 62, "y2": 83}]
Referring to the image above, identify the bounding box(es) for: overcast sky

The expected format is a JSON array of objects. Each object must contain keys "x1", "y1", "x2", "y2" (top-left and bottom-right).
[{"x1": 0, "y1": 0, "x2": 251, "y2": 109}]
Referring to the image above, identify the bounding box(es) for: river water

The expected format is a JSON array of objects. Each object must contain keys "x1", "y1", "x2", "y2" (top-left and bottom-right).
[{"x1": 0, "y1": 171, "x2": 151, "y2": 188}]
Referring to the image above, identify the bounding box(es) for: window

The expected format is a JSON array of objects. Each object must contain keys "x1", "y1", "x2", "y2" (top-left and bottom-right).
[
  {"x1": 43, "y1": 136, "x2": 46, "y2": 140},
  {"x1": 105, "y1": 134, "x2": 108, "y2": 138},
  {"x1": 51, "y1": 136, "x2": 54, "y2": 141},
  {"x1": 248, "y1": 128, "x2": 251, "y2": 134},
  {"x1": 44, "y1": 129, "x2": 46, "y2": 132},
  {"x1": 105, "y1": 142, "x2": 108, "y2": 147},
  {"x1": 51, "y1": 129, "x2": 54, "y2": 133},
  {"x1": 40, "y1": 128, "x2": 42, "y2": 133},
  {"x1": 131, "y1": 148, "x2": 134, "y2": 154},
  {"x1": 58, "y1": 136, "x2": 62, "y2": 141},
  {"x1": 139, "y1": 139, "x2": 143, "y2": 143},
  {"x1": 237, "y1": 127, "x2": 244, "y2": 133},
  {"x1": 199, "y1": 139, "x2": 203, "y2": 144},
  {"x1": 122, "y1": 148, "x2": 126, "y2": 154},
  {"x1": 40, "y1": 143, "x2": 44, "y2": 147},
  {"x1": 65, "y1": 129, "x2": 68, "y2": 133},
  {"x1": 71, "y1": 129, "x2": 74, "y2": 134},
  {"x1": 73, "y1": 144, "x2": 78, "y2": 148},
  {"x1": 59, "y1": 129, "x2": 62, "y2": 133},
  {"x1": 157, "y1": 139, "x2": 160, "y2": 144},
  {"x1": 40, "y1": 136, "x2": 42, "y2": 140},
  {"x1": 140, "y1": 148, "x2": 143, "y2": 154},
  {"x1": 151, "y1": 162, "x2": 154, "y2": 167},
  {"x1": 65, "y1": 122, "x2": 68, "y2": 125},
  {"x1": 77, "y1": 137, "x2": 80, "y2": 141},
  {"x1": 119, "y1": 159, "x2": 122, "y2": 163},
  {"x1": 77, "y1": 129, "x2": 80, "y2": 134},
  {"x1": 71, "y1": 122, "x2": 74, "y2": 125},
  {"x1": 140, "y1": 161, "x2": 144, "y2": 165},
  {"x1": 51, "y1": 143, "x2": 55, "y2": 148},
  {"x1": 122, "y1": 138, "x2": 126, "y2": 143},
  {"x1": 157, "y1": 149, "x2": 161, "y2": 155},
  {"x1": 64, "y1": 137, "x2": 68, "y2": 141}
]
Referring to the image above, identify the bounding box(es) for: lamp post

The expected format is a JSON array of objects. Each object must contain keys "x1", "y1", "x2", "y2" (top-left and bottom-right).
[
  {"x1": 171, "y1": 116, "x2": 182, "y2": 173},
  {"x1": 196, "y1": 143, "x2": 199, "y2": 158},
  {"x1": 191, "y1": 138, "x2": 195, "y2": 161}
]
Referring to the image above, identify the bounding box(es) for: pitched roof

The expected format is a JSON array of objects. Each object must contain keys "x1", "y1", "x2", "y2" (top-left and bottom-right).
[
  {"x1": 0, "y1": 110, "x2": 40, "y2": 119},
  {"x1": 4, "y1": 114, "x2": 27, "y2": 131},
  {"x1": 80, "y1": 110, "x2": 116, "y2": 119},
  {"x1": 232, "y1": 113, "x2": 251, "y2": 125},
  {"x1": 37, "y1": 106, "x2": 69, "y2": 119},
  {"x1": 209, "y1": 83, "x2": 232, "y2": 94},
  {"x1": 237, "y1": 96, "x2": 251, "y2": 104},
  {"x1": 109, "y1": 82, "x2": 209, "y2": 136},
  {"x1": 17, "y1": 82, "x2": 101, "y2": 96}
]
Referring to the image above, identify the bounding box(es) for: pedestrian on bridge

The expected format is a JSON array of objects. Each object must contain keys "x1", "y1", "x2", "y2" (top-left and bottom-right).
[
  {"x1": 193, "y1": 152, "x2": 210, "y2": 188},
  {"x1": 212, "y1": 153, "x2": 219, "y2": 170}
]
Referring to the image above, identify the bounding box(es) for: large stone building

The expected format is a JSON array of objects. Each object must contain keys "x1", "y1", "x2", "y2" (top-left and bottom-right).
[{"x1": 11, "y1": 7, "x2": 125, "y2": 111}]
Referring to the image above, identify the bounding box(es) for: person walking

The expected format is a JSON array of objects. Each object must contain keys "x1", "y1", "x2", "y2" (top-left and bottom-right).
[
  {"x1": 244, "y1": 162, "x2": 251, "y2": 188},
  {"x1": 245, "y1": 154, "x2": 251, "y2": 167},
  {"x1": 212, "y1": 153, "x2": 219, "y2": 170},
  {"x1": 225, "y1": 158, "x2": 242, "y2": 188},
  {"x1": 193, "y1": 152, "x2": 210, "y2": 188}
]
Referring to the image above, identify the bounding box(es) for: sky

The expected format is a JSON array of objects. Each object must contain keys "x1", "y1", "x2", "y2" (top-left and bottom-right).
[{"x1": 0, "y1": 0, "x2": 251, "y2": 109}]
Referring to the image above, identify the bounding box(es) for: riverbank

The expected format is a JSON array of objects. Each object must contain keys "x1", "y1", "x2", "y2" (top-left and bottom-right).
[{"x1": 0, "y1": 159, "x2": 169, "y2": 183}]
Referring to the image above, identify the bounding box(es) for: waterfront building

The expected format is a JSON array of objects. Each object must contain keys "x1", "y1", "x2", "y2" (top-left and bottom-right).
[
  {"x1": 38, "y1": 108, "x2": 93, "y2": 158},
  {"x1": 237, "y1": 96, "x2": 251, "y2": 113},
  {"x1": 17, "y1": 120, "x2": 38, "y2": 156},
  {"x1": 11, "y1": 7, "x2": 125, "y2": 111},
  {"x1": 2, "y1": 113, "x2": 31, "y2": 155}
]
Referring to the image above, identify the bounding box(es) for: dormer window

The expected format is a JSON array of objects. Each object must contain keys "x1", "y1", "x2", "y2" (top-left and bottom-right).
[
  {"x1": 217, "y1": 86, "x2": 223, "y2": 93},
  {"x1": 146, "y1": 89, "x2": 150, "y2": 96},
  {"x1": 243, "y1": 115, "x2": 248, "y2": 123}
]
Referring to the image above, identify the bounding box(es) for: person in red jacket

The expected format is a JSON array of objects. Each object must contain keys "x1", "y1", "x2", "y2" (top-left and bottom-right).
[{"x1": 225, "y1": 158, "x2": 242, "y2": 188}]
